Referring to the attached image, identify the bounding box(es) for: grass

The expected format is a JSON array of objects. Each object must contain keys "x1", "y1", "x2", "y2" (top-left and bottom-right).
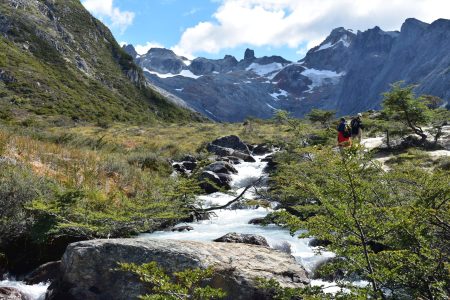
[{"x1": 0, "y1": 0, "x2": 198, "y2": 124}]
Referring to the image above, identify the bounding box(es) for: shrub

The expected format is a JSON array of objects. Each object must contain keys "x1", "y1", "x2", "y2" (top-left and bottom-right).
[{"x1": 119, "y1": 261, "x2": 226, "y2": 300}]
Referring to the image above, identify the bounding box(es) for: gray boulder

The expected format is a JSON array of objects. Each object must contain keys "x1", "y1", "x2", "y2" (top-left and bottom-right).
[
  {"x1": 231, "y1": 151, "x2": 256, "y2": 162},
  {"x1": 199, "y1": 171, "x2": 232, "y2": 193},
  {"x1": 46, "y1": 239, "x2": 309, "y2": 300},
  {"x1": 210, "y1": 135, "x2": 251, "y2": 154},
  {"x1": 24, "y1": 260, "x2": 61, "y2": 285},
  {"x1": 205, "y1": 161, "x2": 238, "y2": 175},
  {"x1": 219, "y1": 156, "x2": 242, "y2": 165},
  {"x1": 171, "y1": 226, "x2": 194, "y2": 232},
  {"x1": 206, "y1": 143, "x2": 235, "y2": 157},
  {"x1": 214, "y1": 233, "x2": 269, "y2": 247},
  {"x1": 252, "y1": 144, "x2": 272, "y2": 155}
]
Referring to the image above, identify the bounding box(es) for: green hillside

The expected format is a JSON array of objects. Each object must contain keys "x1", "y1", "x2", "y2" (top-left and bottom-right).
[{"x1": 0, "y1": 0, "x2": 199, "y2": 124}]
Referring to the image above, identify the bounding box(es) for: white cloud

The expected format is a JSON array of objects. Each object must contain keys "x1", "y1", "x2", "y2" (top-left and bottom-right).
[
  {"x1": 173, "y1": 0, "x2": 450, "y2": 57},
  {"x1": 134, "y1": 42, "x2": 166, "y2": 55},
  {"x1": 82, "y1": 0, "x2": 135, "y2": 34}
]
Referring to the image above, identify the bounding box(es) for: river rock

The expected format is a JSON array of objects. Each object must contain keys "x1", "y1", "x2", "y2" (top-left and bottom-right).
[
  {"x1": 232, "y1": 151, "x2": 256, "y2": 162},
  {"x1": 171, "y1": 226, "x2": 194, "y2": 232},
  {"x1": 46, "y1": 239, "x2": 309, "y2": 300},
  {"x1": 24, "y1": 260, "x2": 61, "y2": 285},
  {"x1": 210, "y1": 135, "x2": 251, "y2": 154},
  {"x1": 199, "y1": 171, "x2": 232, "y2": 193},
  {"x1": 248, "y1": 217, "x2": 266, "y2": 225},
  {"x1": 220, "y1": 156, "x2": 242, "y2": 164},
  {"x1": 214, "y1": 233, "x2": 269, "y2": 247},
  {"x1": 206, "y1": 143, "x2": 235, "y2": 156},
  {"x1": 205, "y1": 161, "x2": 238, "y2": 175},
  {"x1": 0, "y1": 287, "x2": 29, "y2": 300},
  {"x1": 262, "y1": 155, "x2": 277, "y2": 172},
  {"x1": 182, "y1": 161, "x2": 197, "y2": 171},
  {"x1": 252, "y1": 144, "x2": 272, "y2": 155}
]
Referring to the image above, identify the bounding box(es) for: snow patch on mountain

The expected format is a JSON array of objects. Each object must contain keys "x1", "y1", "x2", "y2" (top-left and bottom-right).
[
  {"x1": 143, "y1": 68, "x2": 201, "y2": 79},
  {"x1": 270, "y1": 89, "x2": 289, "y2": 101},
  {"x1": 316, "y1": 35, "x2": 351, "y2": 52},
  {"x1": 266, "y1": 103, "x2": 277, "y2": 110},
  {"x1": 301, "y1": 68, "x2": 345, "y2": 92},
  {"x1": 246, "y1": 62, "x2": 284, "y2": 79}
]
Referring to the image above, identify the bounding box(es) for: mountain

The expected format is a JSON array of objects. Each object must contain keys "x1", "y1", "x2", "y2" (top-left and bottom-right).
[
  {"x1": 0, "y1": 0, "x2": 199, "y2": 124},
  {"x1": 125, "y1": 18, "x2": 450, "y2": 122}
]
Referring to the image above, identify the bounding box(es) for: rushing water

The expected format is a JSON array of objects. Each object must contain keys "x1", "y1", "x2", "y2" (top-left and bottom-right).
[
  {"x1": 0, "y1": 277, "x2": 49, "y2": 300},
  {"x1": 141, "y1": 154, "x2": 334, "y2": 273},
  {"x1": 3, "y1": 154, "x2": 333, "y2": 298}
]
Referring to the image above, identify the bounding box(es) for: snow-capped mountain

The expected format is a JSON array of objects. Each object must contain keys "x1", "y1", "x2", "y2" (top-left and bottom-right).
[{"x1": 124, "y1": 18, "x2": 450, "y2": 122}]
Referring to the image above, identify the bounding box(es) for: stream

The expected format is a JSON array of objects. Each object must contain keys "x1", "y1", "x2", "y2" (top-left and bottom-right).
[
  {"x1": 142, "y1": 153, "x2": 335, "y2": 287},
  {"x1": 1, "y1": 153, "x2": 335, "y2": 299}
]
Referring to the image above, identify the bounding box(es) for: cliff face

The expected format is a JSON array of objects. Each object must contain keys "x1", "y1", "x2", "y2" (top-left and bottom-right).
[
  {"x1": 0, "y1": 0, "x2": 198, "y2": 123},
  {"x1": 127, "y1": 18, "x2": 450, "y2": 122}
]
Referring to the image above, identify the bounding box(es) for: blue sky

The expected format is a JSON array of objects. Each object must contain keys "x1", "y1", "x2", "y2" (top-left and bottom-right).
[{"x1": 82, "y1": 0, "x2": 450, "y2": 62}]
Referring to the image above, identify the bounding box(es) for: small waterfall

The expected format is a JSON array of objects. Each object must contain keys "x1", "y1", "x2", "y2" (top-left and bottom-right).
[{"x1": 141, "y1": 154, "x2": 334, "y2": 273}]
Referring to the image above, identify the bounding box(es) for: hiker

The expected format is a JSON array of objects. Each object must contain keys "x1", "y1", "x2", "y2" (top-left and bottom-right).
[
  {"x1": 350, "y1": 113, "x2": 364, "y2": 142},
  {"x1": 337, "y1": 118, "x2": 352, "y2": 147}
]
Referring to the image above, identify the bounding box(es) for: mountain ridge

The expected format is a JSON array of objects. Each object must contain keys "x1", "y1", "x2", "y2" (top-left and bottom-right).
[
  {"x1": 0, "y1": 0, "x2": 200, "y2": 124},
  {"x1": 125, "y1": 17, "x2": 450, "y2": 122}
]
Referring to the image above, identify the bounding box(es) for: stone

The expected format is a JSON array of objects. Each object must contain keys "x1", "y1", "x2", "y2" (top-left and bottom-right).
[
  {"x1": 219, "y1": 156, "x2": 241, "y2": 165},
  {"x1": 252, "y1": 144, "x2": 272, "y2": 155},
  {"x1": 24, "y1": 260, "x2": 61, "y2": 285},
  {"x1": 213, "y1": 232, "x2": 269, "y2": 247},
  {"x1": 182, "y1": 161, "x2": 197, "y2": 171},
  {"x1": 248, "y1": 217, "x2": 266, "y2": 225},
  {"x1": 244, "y1": 48, "x2": 256, "y2": 60},
  {"x1": 206, "y1": 143, "x2": 234, "y2": 157},
  {"x1": 0, "y1": 287, "x2": 29, "y2": 300},
  {"x1": 262, "y1": 155, "x2": 277, "y2": 172},
  {"x1": 46, "y1": 239, "x2": 309, "y2": 300},
  {"x1": 210, "y1": 136, "x2": 251, "y2": 155},
  {"x1": 171, "y1": 226, "x2": 194, "y2": 232},
  {"x1": 308, "y1": 238, "x2": 332, "y2": 248},
  {"x1": 172, "y1": 163, "x2": 186, "y2": 174},
  {"x1": 199, "y1": 171, "x2": 232, "y2": 193},
  {"x1": 231, "y1": 151, "x2": 256, "y2": 162},
  {"x1": 204, "y1": 161, "x2": 238, "y2": 175}
]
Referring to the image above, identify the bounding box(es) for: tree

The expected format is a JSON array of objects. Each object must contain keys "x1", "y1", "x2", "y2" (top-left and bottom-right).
[
  {"x1": 382, "y1": 82, "x2": 450, "y2": 147},
  {"x1": 269, "y1": 146, "x2": 450, "y2": 299},
  {"x1": 382, "y1": 82, "x2": 430, "y2": 142},
  {"x1": 307, "y1": 109, "x2": 336, "y2": 129}
]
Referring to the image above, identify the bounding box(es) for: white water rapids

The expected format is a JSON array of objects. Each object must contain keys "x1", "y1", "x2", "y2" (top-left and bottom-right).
[
  {"x1": 0, "y1": 277, "x2": 49, "y2": 300},
  {"x1": 141, "y1": 154, "x2": 334, "y2": 274}
]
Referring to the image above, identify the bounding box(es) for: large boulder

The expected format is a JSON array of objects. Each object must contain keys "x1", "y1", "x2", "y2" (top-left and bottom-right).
[
  {"x1": 0, "y1": 287, "x2": 28, "y2": 300},
  {"x1": 205, "y1": 161, "x2": 238, "y2": 175},
  {"x1": 252, "y1": 144, "x2": 272, "y2": 156},
  {"x1": 24, "y1": 261, "x2": 61, "y2": 285},
  {"x1": 214, "y1": 233, "x2": 269, "y2": 247},
  {"x1": 231, "y1": 151, "x2": 256, "y2": 162},
  {"x1": 199, "y1": 171, "x2": 232, "y2": 193},
  {"x1": 46, "y1": 239, "x2": 309, "y2": 300},
  {"x1": 210, "y1": 136, "x2": 251, "y2": 155}
]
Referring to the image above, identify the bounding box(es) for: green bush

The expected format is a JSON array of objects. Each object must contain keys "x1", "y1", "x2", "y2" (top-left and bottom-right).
[{"x1": 119, "y1": 261, "x2": 226, "y2": 300}]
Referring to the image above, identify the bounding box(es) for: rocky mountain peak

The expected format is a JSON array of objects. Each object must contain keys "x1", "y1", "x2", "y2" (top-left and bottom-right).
[
  {"x1": 401, "y1": 18, "x2": 429, "y2": 34},
  {"x1": 244, "y1": 48, "x2": 256, "y2": 60},
  {"x1": 122, "y1": 44, "x2": 138, "y2": 59}
]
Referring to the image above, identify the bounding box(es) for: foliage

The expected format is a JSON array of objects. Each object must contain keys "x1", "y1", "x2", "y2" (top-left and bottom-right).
[
  {"x1": 119, "y1": 261, "x2": 226, "y2": 300},
  {"x1": 269, "y1": 145, "x2": 450, "y2": 299},
  {"x1": 382, "y1": 82, "x2": 450, "y2": 145},
  {"x1": 0, "y1": 1, "x2": 197, "y2": 124},
  {"x1": 307, "y1": 109, "x2": 336, "y2": 129}
]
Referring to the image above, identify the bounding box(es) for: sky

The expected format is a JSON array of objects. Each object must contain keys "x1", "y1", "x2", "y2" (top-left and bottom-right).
[{"x1": 82, "y1": 0, "x2": 450, "y2": 61}]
